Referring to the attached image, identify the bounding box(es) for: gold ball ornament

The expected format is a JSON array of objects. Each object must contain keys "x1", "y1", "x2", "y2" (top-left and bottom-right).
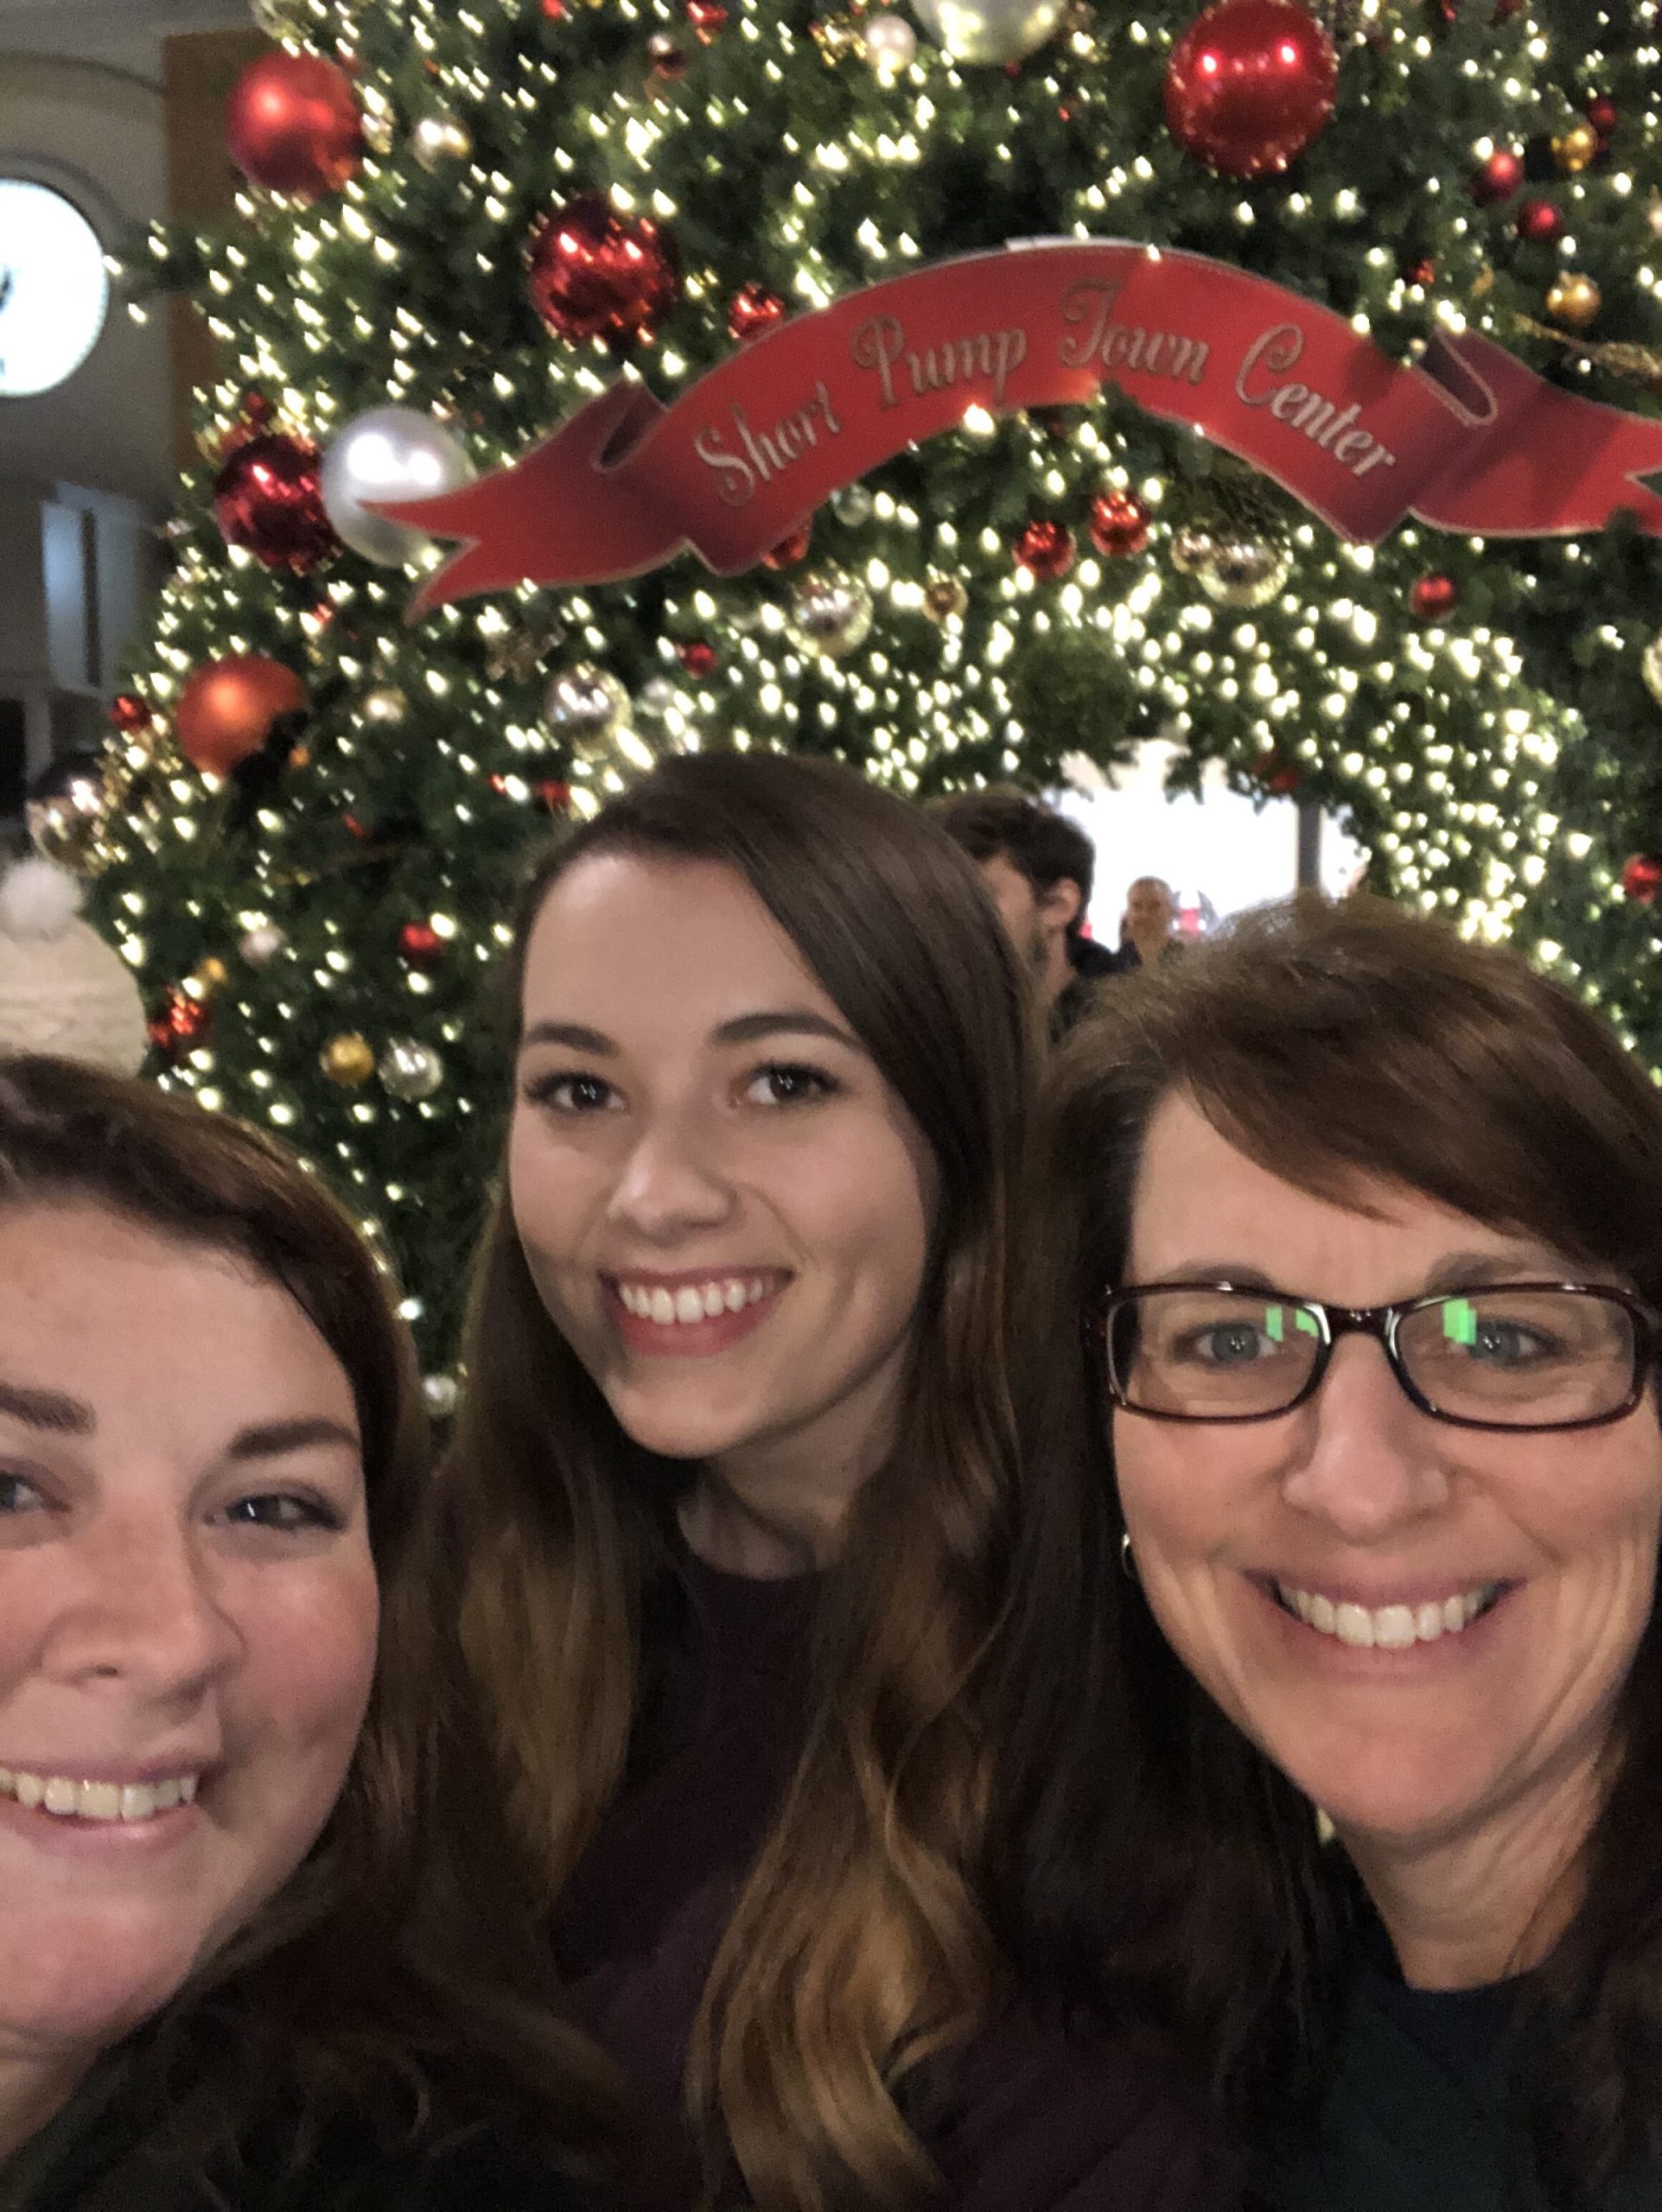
[
  {"x1": 1551, "y1": 121, "x2": 1599, "y2": 175},
  {"x1": 1545, "y1": 273, "x2": 1602, "y2": 330},
  {"x1": 411, "y1": 112, "x2": 474, "y2": 168},
  {"x1": 923, "y1": 575, "x2": 969, "y2": 623},
  {"x1": 785, "y1": 568, "x2": 874, "y2": 658},
  {"x1": 320, "y1": 1032, "x2": 377, "y2": 1086},
  {"x1": 1199, "y1": 533, "x2": 1292, "y2": 609},
  {"x1": 1642, "y1": 630, "x2": 1662, "y2": 709}
]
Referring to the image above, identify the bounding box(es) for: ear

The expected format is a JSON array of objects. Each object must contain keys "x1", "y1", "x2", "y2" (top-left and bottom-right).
[{"x1": 1038, "y1": 876, "x2": 1083, "y2": 934}]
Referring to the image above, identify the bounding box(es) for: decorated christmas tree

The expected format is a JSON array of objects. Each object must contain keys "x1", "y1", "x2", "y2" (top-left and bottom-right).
[{"x1": 68, "y1": 0, "x2": 1660, "y2": 1380}]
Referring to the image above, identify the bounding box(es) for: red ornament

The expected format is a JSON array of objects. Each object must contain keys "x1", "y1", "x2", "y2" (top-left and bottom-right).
[
  {"x1": 728, "y1": 281, "x2": 788, "y2": 343},
  {"x1": 1014, "y1": 519, "x2": 1076, "y2": 580},
  {"x1": 761, "y1": 522, "x2": 813, "y2": 569},
  {"x1": 225, "y1": 53, "x2": 363, "y2": 200},
  {"x1": 678, "y1": 639, "x2": 718, "y2": 677},
  {"x1": 1410, "y1": 572, "x2": 1459, "y2": 621},
  {"x1": 687, "y1": 0, "x2": 729, "y2": 33},
  {"x1": 1586, "y1": 93, "x2": 1618, "y2": 139},
  {"x1": 213, "y1": 432, "x2": 339, "y2": 573},
  {"x1": 109, "y1": 694, "x2": 152, "y2": 734},
  {"x1": 1515, "y1": 197, "x2": 1564, "y2": 244},
  {"x1": 1164, "y1": 0, "x2": 1338, "y2": 179},
  {"x1": 148, "y1": 988, "x2": 213, "y2": 1058},
  {"x1": 526, "y1": 192, "x2": 681, "y2": 346},
  {"x1": 1471, "y1": 147, "x2": 1523, "y2": 204},
  {"x1": 175, "y1": 657, "x2": 308, "y2": 777},
  {"x1": 1088, "y1": 491, "x2": 1151, "y2": 558},
  {"x1": 398, "y1": 921, "x2": 445, "y2": 972},
  {"x1": 1622, "y1": 855, "x2": 1662, "y2": 904}
]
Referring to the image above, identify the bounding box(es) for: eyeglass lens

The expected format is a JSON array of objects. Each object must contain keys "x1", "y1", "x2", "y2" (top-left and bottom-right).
[{"x1": 1107, "y1": 1286, "x2": 1640, "y2": 1427}]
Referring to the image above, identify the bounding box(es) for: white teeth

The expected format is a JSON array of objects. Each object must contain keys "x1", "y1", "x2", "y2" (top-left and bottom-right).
[
  {"x1": 1278, "y1": 1583, "x2": 1500, "y2": 1649},
  {"x1": 0, "y1": 1769, "x2": 200, "y2": 1822},
  {"x1": 614, "y1": 1276, "x2": 777, "y2": 1325}
]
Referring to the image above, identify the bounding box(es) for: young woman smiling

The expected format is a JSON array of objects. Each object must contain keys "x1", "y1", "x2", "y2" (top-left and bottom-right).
[
  {"x1": 1004, "y1": 896, "x2": 1662, "y2": 2212},
  {"x1": 0, "y1": 1056, "x2": 615, "y2": 2212},
  {"x1": 439, "y1": 753, "x2": 1239, "y2": 2212}
]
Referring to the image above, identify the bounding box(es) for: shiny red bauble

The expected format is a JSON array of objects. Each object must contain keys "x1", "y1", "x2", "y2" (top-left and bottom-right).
[
  {"x1": 728, "y1": 281, "x2": 788, "y2": 343},
  {"x1": 226, "y1": 53, "x2": 363, "y2": 200},
  {"x1": 761, "y1": 522, "x2": 813, "y2": 569},
  {"x1": 213, "y1": 432, "x2": 339, "y2": 573},
  {"x1": 678, "y1": 639, "x2": 718, "y2": 677},
  {"x1": 175, "y1": 657, "x2": 308, "y2": 778},
  {"x1": 398, "y1": 920, "x2": 445, "y2": 972},
  {"x1": 1089, "y1": 491, "x2": 1151, "y2": 558},
  {"x1": 1014, "y1": 519, "x2": 1076, "y2": 580},
  {"x1": 1471, "y1": 147, "x2": 1523, "y2": 203},
  {"x1": 1164, "y1": 0, "x2": 1338, "y2": 179},
  {"x1": 1514, "y1": 197, "x2": 1564, "y2": 244},
  {"x1": 1622, "y1": 854, "x2": 1662, "y2": 904},
  {"x1": 1410, "y1": 572, "x2": 1459, "y2": 621},
  {"x1": 526, "y1": 192, "x2": 681, "y2": 346}
]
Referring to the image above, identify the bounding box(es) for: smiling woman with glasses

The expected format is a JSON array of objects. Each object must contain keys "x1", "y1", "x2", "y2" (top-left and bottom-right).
[{"x1": 987, "y1": 893, "x2": 1662, "y2": 2212}]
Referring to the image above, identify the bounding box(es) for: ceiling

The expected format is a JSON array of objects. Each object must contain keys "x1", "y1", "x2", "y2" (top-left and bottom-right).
[{"x1": 0, "y1": 0, "x2": 253, "y2": 79}]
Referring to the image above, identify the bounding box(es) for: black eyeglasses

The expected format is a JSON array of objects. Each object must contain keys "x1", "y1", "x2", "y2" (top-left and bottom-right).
[{"x1": 1099, "y1": 1281, "x2": 1660, "y2": 1433}]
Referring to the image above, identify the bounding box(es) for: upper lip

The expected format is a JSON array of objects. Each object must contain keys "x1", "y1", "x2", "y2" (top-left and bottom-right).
[{"x1": 1257, "y1": 1572, "x2": 1517, "y2": 1608}]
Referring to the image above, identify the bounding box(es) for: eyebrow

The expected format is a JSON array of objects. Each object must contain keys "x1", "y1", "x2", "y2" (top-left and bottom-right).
[
  {"x1": 520, "y1": 1008, "x2": 863, "y2": 1056},
  {"x1": 0, "y1": 1381, "x2": 95, "y2": 1434}
]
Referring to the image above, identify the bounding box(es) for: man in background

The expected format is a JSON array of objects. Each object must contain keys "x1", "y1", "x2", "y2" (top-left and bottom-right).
[{"x1": 932, "y1": 787, "x2": 1121, "y2": 1034}]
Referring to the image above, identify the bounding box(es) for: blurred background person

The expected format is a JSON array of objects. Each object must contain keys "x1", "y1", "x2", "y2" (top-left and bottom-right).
[{"x1": 933, "y1": 786, "x2": 1120, "y2": 1035}]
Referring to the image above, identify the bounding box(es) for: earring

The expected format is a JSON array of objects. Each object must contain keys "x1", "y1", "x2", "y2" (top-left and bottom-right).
[{"x1": 1119, "y1": 1532, "x2": 1138, "y2": 1581}]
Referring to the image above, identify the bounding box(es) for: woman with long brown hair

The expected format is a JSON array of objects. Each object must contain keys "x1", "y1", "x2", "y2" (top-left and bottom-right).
[
  {"x1": 0, "y1": 1054, "x2": 616, "y2": 2211},
  {"x1": 1003, "y1": 895, "x2": 1662, "y2": 2211},
  {"x1": 441, "y1": 751, "x2": 1238, "y2": 2212}
]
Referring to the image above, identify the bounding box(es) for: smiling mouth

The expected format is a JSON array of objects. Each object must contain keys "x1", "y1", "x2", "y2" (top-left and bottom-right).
[
  {"x1": 0, "y1": 1768, "x2": 202, "y2": 1824},
  {"x1": 1271, "y1": 1582, "x2": 1506, "y2": 1649}
]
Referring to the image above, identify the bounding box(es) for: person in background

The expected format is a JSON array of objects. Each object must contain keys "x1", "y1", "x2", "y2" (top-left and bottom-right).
[
  {"x1": 931, "y1": 786, "x2": 1120, "y2": 1034},
  {"x1": 1116, "y1": 877, "x2": 1181, "y2": 972},
  {"x1": 1001, "y1": 896, "x2": 1662, "y2": 2212},
  {"x1": 438, "y1": 753, "x2": 1241, "y2": 2212},
  {"x1": 0, "y1": 1056, "x2": 617, "y2": 2212}
]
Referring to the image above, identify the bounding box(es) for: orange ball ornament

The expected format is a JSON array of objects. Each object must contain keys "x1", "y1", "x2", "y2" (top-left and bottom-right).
[{"x1": 175, "y1": 657, "x2": 308, "y2": 777}]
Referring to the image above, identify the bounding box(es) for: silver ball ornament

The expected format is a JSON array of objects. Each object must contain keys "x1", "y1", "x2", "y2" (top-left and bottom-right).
[
  {"x1": 912, "y1": 0, "x2": 1067, "y2": 63},
  {"x1": 785, "y1": 568, "x2": 874, "y2": 659},
  {"x1": 1199, "y1": 533, "x2": 1291, "y2": 609},
  {"x1": 320, "y1": 407, "x2": 474, "y2": 568},
  {"x1": 379, "y1": 1038, "x2": 444, "y2": 1101},
  {"x1": 239, "y1": 923, "x2": 288, "y2": 967},
  {"x1": 1642, "y1": 630, "x2": 1662, "y2": 709},
  {"x1": 544, "y1": 664, "x2": 632, "y2": 748}
]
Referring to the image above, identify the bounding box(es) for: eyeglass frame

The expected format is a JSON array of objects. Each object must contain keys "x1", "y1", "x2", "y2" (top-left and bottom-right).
[{"x1": 1096, "y1": 1280, "x2": 1662, "y2": 1434}]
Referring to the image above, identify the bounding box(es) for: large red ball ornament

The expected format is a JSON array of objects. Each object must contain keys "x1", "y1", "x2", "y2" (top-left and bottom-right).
[
  {"x1": 214, "y1": 432, "x2": 340, "y2": 573},
  {"x1": 527, "y1": 192, "x2": 681, "y2": 346},
  {"x1": 1622, "y1": 855, "x2": 1662, "y2": 905},
  {"x1": 226, "y1": 53, "x2": 363, "y2": 200},
  {"x1": 1164, "y1": 0, "x2": 1338, "y2": 179},
  {"x1": 1014, "y1": 519, "x2": 1076, "y2": 579},
  {"x1": 1471, "y1": 147, "x2": 1523, "y2": 204},
  {"x1": 175, "y1": 657, "x2": 309, "y2": 778},
  {"x1": 1514, "y1": 197, "x2": 1564, "y2": 244},
  {"x1": 1089, "y1": 491, "x2": 1152, "y2": 558}
]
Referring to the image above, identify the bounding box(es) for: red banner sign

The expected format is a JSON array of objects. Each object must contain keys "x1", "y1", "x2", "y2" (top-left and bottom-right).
[{"x1": 384, "y1": 238, "x2": 1662, "y2": 617}]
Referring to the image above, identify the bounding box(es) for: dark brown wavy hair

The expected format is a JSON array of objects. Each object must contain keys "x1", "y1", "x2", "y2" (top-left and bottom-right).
[
  {"x1": 991, "y1": 894, "x2": 1662, "y2": 2209},
  {"x1": 443, "y1": 751, "x2": 1040, "y2": 2209},
  {"x1": 0, "y1": 1054, "x2": 617, "y2": 2190}
]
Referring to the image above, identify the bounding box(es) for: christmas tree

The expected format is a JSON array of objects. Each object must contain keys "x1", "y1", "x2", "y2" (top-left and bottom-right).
[{"x1": 74, "y1": 0, "x2": 1659, "y2": 1382}]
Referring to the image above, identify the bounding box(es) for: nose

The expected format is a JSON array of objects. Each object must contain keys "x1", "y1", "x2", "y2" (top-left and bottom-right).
[
  {"x1": 41, "y1": 1507, "x2": 243, "y2": 1705},
  {"x1": 605, "y1": 1103, "x2": 737, "y2": 1244},
  {"x1": 1277, "y1": 1334, "x2": 1453, "y2": 1541}
]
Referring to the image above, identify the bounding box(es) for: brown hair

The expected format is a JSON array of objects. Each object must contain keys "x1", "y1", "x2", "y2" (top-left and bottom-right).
[
  {"x1": 990, "y1": 895, "x2": 1662, "y2": 2204},
  {"x1": 0, "y1": 1055, "x2": 616, "y2": 2183},
  {"x1": 443, "y1": 751, "x2": 1040, "y2": 2209}
]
